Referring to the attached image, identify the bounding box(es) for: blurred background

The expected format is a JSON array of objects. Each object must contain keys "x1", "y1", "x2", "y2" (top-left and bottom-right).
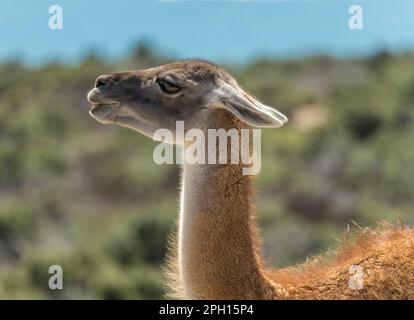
[{"x1": 1, "y1": 0, "x2": 414, "y2": 299}]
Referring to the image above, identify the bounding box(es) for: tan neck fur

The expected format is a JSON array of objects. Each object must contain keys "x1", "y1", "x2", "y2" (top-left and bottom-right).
[{"x1": 176, "y1": 111, "x2": 278, "y2": 299}]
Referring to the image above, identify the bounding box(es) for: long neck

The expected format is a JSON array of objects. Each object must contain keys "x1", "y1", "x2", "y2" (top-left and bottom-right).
[{"x1": 177, "y1": 112, "x2": 278, "y2": 299}]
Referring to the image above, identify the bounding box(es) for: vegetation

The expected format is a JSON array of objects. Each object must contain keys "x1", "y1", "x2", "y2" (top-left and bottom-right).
[{"x1": 0, "y1": 46, "x2": 413, "y2": 299}]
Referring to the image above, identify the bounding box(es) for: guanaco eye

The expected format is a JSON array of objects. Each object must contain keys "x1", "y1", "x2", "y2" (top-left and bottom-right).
[{"x1": 157, "y1": 78, "x2": 182, "y2": 94}]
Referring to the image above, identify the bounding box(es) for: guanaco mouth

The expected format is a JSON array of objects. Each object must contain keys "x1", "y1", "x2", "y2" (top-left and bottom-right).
[{"x1": 89, "y1": 103, "x2": 119, "y2": 122}]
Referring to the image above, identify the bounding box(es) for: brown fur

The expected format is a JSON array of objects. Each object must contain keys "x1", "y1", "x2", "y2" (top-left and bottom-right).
[{"x1": 267, "y1": 225, "x2": 414, "y2": 299}]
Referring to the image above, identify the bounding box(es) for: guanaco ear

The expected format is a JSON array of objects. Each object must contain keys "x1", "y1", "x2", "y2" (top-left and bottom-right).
[{"x1": 211, "y1": 79, "x2": 288, "y2": 128}]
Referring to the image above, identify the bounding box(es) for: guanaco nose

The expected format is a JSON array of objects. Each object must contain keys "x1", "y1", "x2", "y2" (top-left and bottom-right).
[{"x1": 95, "y1": 75, "x2": 116, "y2": 88}]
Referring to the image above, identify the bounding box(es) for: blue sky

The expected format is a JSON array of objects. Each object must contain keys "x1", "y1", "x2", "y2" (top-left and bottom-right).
[{"x1": 1, "y1": 0, "x2": 413, "y2": 64}]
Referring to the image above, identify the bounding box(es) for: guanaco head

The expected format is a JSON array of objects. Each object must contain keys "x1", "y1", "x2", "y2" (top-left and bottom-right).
[{"x1": 87, "y1": 60, "x2": 287, "y2": 143}]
